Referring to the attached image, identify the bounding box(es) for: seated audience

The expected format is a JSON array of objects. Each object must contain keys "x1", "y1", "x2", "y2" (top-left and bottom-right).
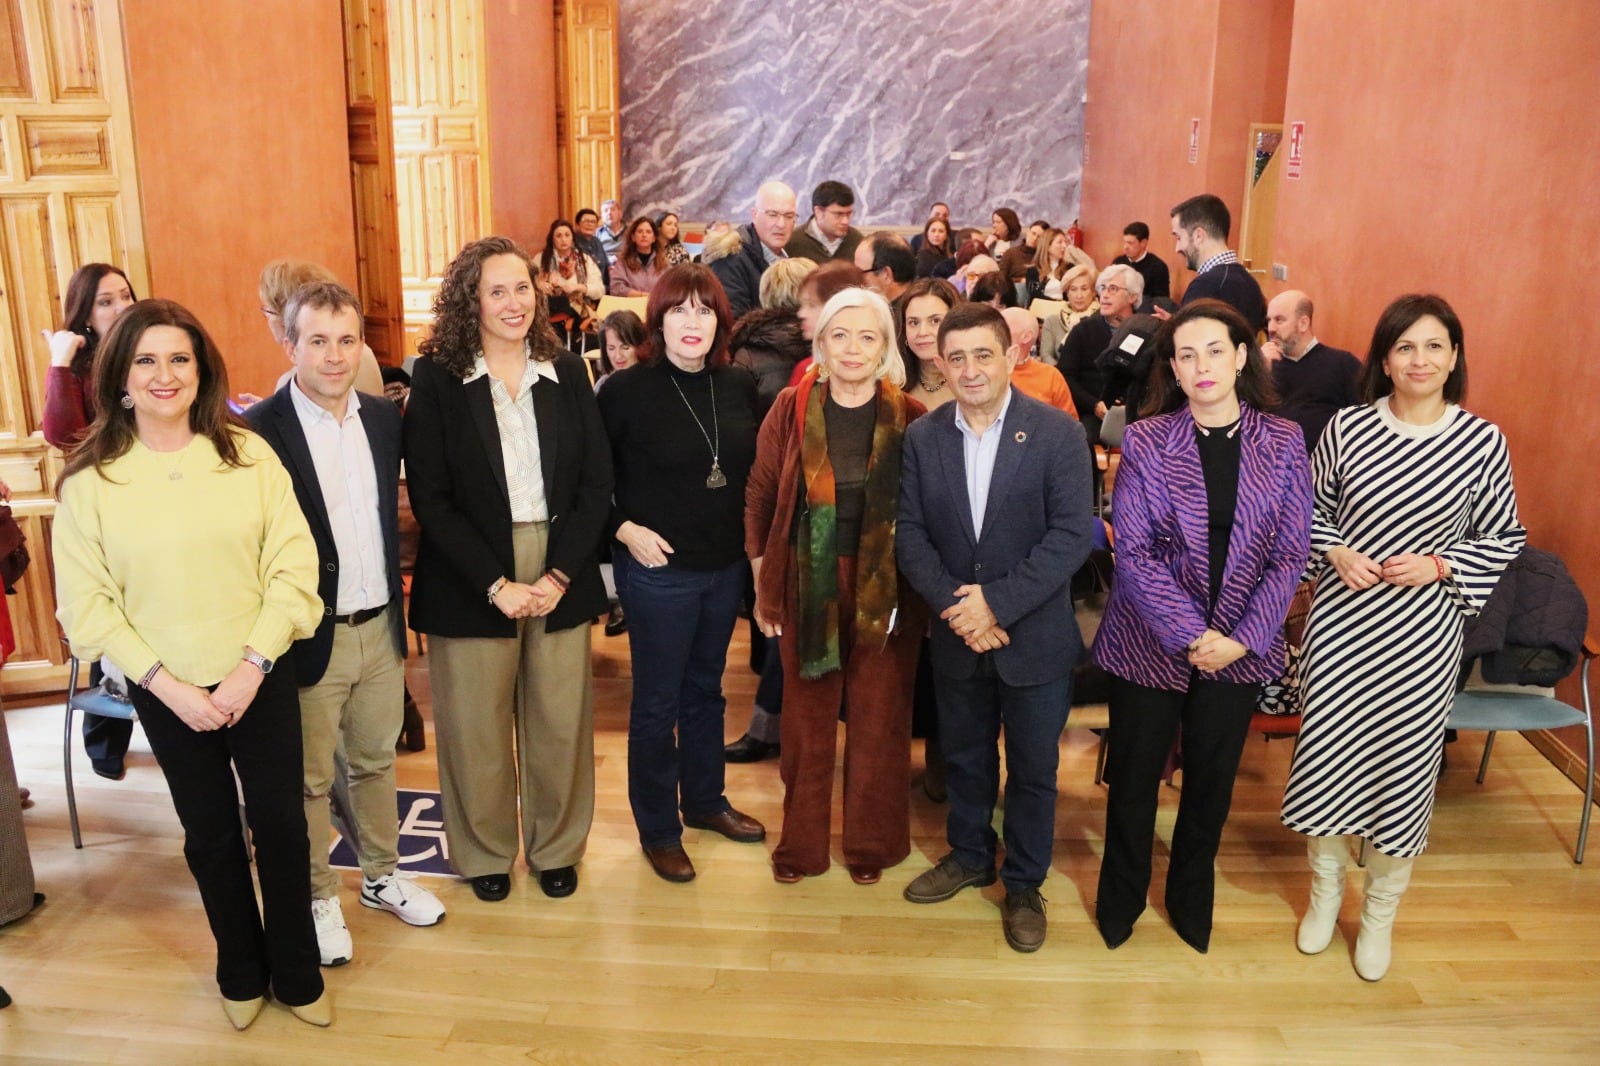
[
  {"x1": 655, "y1": 211, "x2": 692, "y2": 266},
  {"x1": 854, "y1": 232, "x2": 915, "y2": 304},
  {"x1": 915, "y1": 217, "x2": 954, "y2": 277},
  {"x1": 1060, "y1": 263, "x2": 1143, "y2": 444},
  {"x1": 610, "y1": 217, "x2": 668, "y2": 297},
  {"x1": 909, "y1": 201, "x2": 950, "y2": 254},
  {"x1": 573, "y1": 208, "x2": 610, "y2": 291},
  {"x1": 537, "y1": 219, "x2": 606, "y2": 336},
  {"x1": 1113, "y1": 221, "x2": 1171, "y2": 302},
  {"x1": 598, "y1": 308, "x2": 646, "y2": 387},
  {"x1": 786, "y1": 180, "x2": 865, "y2": 264},
  {"x1": 1001, "y1": 307, "x2": 1076, "y2": 417},
  {"x1": 709, "y1": 181, "x2": 799, "y2": 319},
  {"x1": 732, "y1": 258, "x2": 815, "y2": 420},
  {"x1": 1261, "y1": 290, "x2": 1360, "y2": 451},
  {"x1": 985, "y1": 208, "x2": 1022, "y2": 257},
  {"x1": 1038, "y1": 264, "x2": 1098, "y2": 367},
  {"x1": 1024, "y1": 228, "x2": 1076, "y2": 303}
]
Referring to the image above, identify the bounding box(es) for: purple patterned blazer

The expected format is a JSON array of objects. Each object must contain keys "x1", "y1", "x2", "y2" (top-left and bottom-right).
[{"x1": 1093, "y1": 402, "x2": 1312, "y2": 689}]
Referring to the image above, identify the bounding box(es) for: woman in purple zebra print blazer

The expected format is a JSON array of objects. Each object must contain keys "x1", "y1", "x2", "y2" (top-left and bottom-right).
[{"x1": 1091, "y1": 299, "x2": 1313, "y2": 954}]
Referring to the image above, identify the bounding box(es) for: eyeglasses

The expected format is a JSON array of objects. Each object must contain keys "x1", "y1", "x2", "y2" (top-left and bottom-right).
[
  {"x1": 1097, "y1": 284, "x2": 1127, "y2": 296},
  {"x1": 761, "y1": 210, "x2": 798, "y2": 224}
]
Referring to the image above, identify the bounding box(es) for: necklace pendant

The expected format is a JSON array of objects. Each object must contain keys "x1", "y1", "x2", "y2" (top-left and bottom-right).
[
  {"x1": 168, "y1": 470, "x2": 183, "y2": 481},
  {"x1": 705, "y1": 464, "x2": 728, "y2": 490}
]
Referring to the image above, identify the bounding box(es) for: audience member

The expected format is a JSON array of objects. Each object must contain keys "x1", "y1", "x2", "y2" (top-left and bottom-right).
[
  {"x1": 573, "y1": 208, "x2": 611, "y2": 290},
  {"x1": 1038, "y1": 264, "x2": 1098, "y2": 366},
  {"x1": 968, "y1": 272, "x2": 1016, "y2": 309},
  {"x1": 786, "y1": 180, "x2": 865, "y2": 264},
  {"x1": 260, "y1": 260, "x2": 385, "y2": 398},
  {"x1": 54, "y1": 298, "x2": 329, "y2": 1029},
  {"x1": 598, "y1": 264, "x2": 767, "y2": 884},
  {"x1": 598, "y1": 308, "x2": 646, "y2": 385},
  {"x1": 1113, "y1": 221, "x2": 1172, "y2": 302},
  {"x1": 1093, "y1": 299, "x2": 1311, "y2": 955},
  {"x1": 897, "y1": 302, "x2": 1094, "y2": 953},
  {"x1": 1000, "y1": 307, "x2": 1076, "y2": 417},
  {"x1": 610, "y1": 216, "x2": 668, "y2": 297},
  {"x1": 909, "y1": 201, "x2": 950, "y2": 254},
  {"x1": 404, "y1": 237, "x2": 613, "y2": 905},
  {"x1": 1170, "y1": 194, "x2": 1266, "y2": 332},
  {"x1": 998, "y1": 219, "x2": 1049, "y2": 282},
  {"x1": 1281, "y1": 294, "x2": 1524, "y2": 982},
  {"x1": 730, "y1": 259, "x2": 815, "y2": 420},
  {"x1": 897, "y1": 277, "x2": 961, "y2": 409},
  {"x1": 1024, "y1": 228, "x2": 1076, "y2": 303},
  {"x1": 655, "y1": 212, "x2": 692, "y2": 266},
  {"x1": 854, "y1": 232, "x2": 915, "y2": 303},
  {"x1": 1059, "y1": 263, "x2": 1143, "y2": 444},
  {"x1": 1261, "y1": 290, "x2": 1360, "y2": 451},
  {"x1": 245, "y1": 282, "x2": 446, "y2": 967},
  {"x1": 40, "y1": 263, "x2": 138, "y2": 780},
  {"x1": 915, "y1": 217, "x2": 954, "y2": 277},
  {"x1": 597, "y1": 199, "x2": 624, "y2": 264},
  {"x1": 536, "y1": 218, "x2": 605, "y2": 337},
  {"x1": 709, "y1": 181, "x2": 798, "y2": 319},
  {"x1": 746, "y1": 287, "x2": 926, "y2": 885},
  {"x1": 986, "y1": 208, "x2": 1022, "y2": 256}
]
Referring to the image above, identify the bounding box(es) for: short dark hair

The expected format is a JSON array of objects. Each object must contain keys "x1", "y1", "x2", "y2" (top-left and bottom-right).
[
  {"x1": 575, "y1": 207, "x2": 598, "y2": 224},
  {"x1": 812, "y1": 181, "x2": 854, "y2": 210},
  {"x1": 937, "y1": 300, "x2": 1010, "y2": 356},
  {"x1": 1143, "y1": 299, "x2": 1277, "y2": 417},
  {"x1": 967, "y1": 272, "x2": 1017, "y2": 308},
  {"x1": 1358, "y1": 293, "x2": 1467, "y2": 404},
  {"x1": 1123, "y1": 221, "x2": 1150, "y2": 242},
  {"x1": 799, "y1": 260, "x2": 868, "y2": 309},
  {"x1": 869, "y1": 234, "x2": 916, "y2": 283},
  {"x1": 640, "y1": 263, "x2": 734, "y2": 368},
  {"x1": 1028, "y1": 219, "x2": 1051, "y2": 231},
  {"x1": 991, "y1": 208, "x2": 1021, "y2": 241},
  {"x1": 283, "y1": 280, "x2": 363, "y2": 344},
  {"x1": 1170, "y1": 194, "x2": 1231, "y2": 242}
]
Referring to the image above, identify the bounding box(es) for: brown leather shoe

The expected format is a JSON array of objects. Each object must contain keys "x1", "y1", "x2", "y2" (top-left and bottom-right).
[
  {"x1": 772, "y1": 862, "x2": 805, "y2": 884},
  {"x1": 1003, "y1": 887, "x2": 1048, "y2": 953},
  {"x1": 847, "y1": 864, "x2": 881, "y2": 885},
  {"x1": 643, "y1": 844, "x2": 696, "y2": 883},
  {"x1": 683, "y1": 808, "x2": 766, "y2": 843}
]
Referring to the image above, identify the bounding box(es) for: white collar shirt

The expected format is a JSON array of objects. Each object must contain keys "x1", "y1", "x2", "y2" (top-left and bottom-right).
[
  {"x1": 288, "y1": 380, "x2": 389, "y2": 613},
  {"x1": 464, "y1": 352, "x2": 559, "y2": 523}
]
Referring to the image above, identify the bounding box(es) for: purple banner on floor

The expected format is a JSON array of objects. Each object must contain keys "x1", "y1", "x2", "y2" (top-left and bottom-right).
[{"x1": 328, "y1": 788, "x2": 454, "y2": 877}]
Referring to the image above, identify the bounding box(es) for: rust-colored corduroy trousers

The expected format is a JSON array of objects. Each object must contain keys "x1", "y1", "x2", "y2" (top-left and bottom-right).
[{"x1": 773, "y1": 556, "x2": 925, "y2": 874}]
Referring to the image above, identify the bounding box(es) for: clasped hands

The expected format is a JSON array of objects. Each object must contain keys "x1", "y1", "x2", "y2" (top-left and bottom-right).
[
  {"x1": 1327, "y1": 547, "x2": 1447, "y2": 591},
  {"x1": 1187, "y1": 628, "x2": 1248, "y2": 673},
  {"x1": 941, "y1": 584, "x2": 1009, "y2": 653},
  {"x1": 150, "y1": 658, "x2": 265, "y2": 733},
  {"x1": 491, "y1": 575, "x2": 565, "y2": 619}
]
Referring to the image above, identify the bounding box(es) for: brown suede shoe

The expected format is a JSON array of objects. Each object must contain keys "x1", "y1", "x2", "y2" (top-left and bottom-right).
[
  {"x1": 1003, "y1": 887, "x2": 1048, "y2": 953},
  {"x1": 683, "y1": 808, "x2": 766, "y2": 843},
  {"x1": 643, "y1": 844, "x2": 696, "y2": 883}
]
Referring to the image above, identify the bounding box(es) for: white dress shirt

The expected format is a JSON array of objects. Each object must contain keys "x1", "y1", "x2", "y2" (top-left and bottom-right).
[
  {"x1": 289, "y1": 380, "x2": 389, "y2": 613},
  {"x1": 464, "y1": 352, "x2": 559, "y2": 524}
]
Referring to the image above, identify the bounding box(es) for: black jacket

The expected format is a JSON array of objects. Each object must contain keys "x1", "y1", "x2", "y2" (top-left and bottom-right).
[
  {"x1": 244, "y1": 385, "x2": 407, "y2": 686},
  {"x1": 708, "y1": 223, "x2": 776, "y2": 320},
  {"x1": 1462, "y1": 546, "x2": 1589, "y2": 686},
  {"x1": 730, "y1": 308, "x2": 808, "y2": 421},
  {"x1": 403, "y1": 353, "x2": 612, "y2": 637}
]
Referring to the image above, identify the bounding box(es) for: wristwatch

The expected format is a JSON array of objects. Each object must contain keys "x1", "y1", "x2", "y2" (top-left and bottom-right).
[{"x1": 243, "y1": 650, "x2": 274, "y2": 674}]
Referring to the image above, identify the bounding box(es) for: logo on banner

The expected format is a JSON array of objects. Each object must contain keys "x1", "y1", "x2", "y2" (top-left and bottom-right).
[{"x1": 329, "y1": 788, "x2": 453, "y2": 876}]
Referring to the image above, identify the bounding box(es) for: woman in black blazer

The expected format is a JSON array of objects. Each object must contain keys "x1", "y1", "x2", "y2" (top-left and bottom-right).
[{"x1": 404, "y1": 236, "x2": 613, "y2": 903}]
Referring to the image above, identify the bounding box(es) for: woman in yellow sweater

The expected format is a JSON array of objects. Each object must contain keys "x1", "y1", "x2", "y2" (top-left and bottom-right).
[{"x1": 53, "y1": 299, "x2": 328, "y2": 1031}]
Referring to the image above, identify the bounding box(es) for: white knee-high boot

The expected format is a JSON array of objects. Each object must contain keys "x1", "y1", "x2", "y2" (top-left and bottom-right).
[
  {"x1": 1353, "y1": 848, "x2": 1414, "y2": 981},
  {"x1": 1297, "y1": 834, "x2": 1349, "y2": 954}
]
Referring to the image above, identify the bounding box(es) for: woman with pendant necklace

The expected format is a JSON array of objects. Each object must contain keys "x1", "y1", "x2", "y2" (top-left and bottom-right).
[
  {"x1": 598, "y1": 263, "x2": 766, "y2": 883},
  {"x1": 53, "y1": 299, "x2": 328, "y2": 1029}
]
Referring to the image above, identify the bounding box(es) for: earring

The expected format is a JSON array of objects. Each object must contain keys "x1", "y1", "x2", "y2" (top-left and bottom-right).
[
  {"x1": 120, "y1": 393, "x2": 134, "y2": 409},
  {"x1": 1236, "y1": 367, "x2": 1243, "y2": 378}
]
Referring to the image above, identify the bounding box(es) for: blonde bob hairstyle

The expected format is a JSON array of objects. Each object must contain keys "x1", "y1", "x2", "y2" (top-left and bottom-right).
[
  {"x1": 758, "y1": 257, "x2": 818, "y2": 312},
  {"x1": 812, "y1": 286, "x2": 905, "y2": 388}
]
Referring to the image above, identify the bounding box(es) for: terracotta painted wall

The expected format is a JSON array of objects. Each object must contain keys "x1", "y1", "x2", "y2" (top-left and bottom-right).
[
  {"x1": 1273, "y1": 0, "x2": 1600, "y2": 748},
  {"x1": 1081, "y1": 0, "x2": 1292, "y2": 287},
  {"x1": 123, "y1": 1, "x2": 359, "y2": 398},
  {"x1": 484, "y1": 0, "x2": 560, "y2": 250}
]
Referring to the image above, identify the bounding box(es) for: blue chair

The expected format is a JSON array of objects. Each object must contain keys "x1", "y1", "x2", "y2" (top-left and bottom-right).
[
  {"x1": 1446, "y1": 638, "x2": 1595, "y2": 864},
  {"x1": 62, "y1": 653, "x2": 137, "y2": 849}
]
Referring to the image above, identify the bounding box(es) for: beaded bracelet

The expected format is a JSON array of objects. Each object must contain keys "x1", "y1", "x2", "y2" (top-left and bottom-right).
[{"x1": 1430, "y1": 554, "x2": 1447, "y2": 582}]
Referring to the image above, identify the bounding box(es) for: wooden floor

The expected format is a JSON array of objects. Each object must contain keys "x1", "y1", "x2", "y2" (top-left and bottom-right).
[{"x1": 3, "y1": 624, "x2": 1598, "y2": 1065}]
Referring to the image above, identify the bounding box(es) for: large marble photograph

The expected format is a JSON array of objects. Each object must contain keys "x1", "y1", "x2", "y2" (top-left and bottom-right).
[{"x1": 617, "y1": 0, "x2": 1090, "y2": 229}]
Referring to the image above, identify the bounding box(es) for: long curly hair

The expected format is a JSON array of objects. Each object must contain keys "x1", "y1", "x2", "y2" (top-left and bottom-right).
[
  {"x1": 58, "y1": 299, "x2": 249, "y2": 493},
  {"x1": 419, "y1": 236, "x2": 563, "y2": 378},
  {"x1": 62, "y1": 263, "x2": 136, "y2": 378}
]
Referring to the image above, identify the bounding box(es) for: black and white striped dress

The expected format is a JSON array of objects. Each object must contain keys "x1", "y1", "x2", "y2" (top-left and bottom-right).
[{"x1": 1280, "y1": 399, "x2": 1524, "y2": 857}]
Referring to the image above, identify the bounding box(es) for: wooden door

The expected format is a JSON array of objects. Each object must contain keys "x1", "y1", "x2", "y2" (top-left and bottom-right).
[
  {"x1": 554, "y1": 0, "x2": 619, "y2": 217},
  {"x1": 342, "y1": 0, "x2": 406, "y2": 367},
  {"x1": 0, "y1": 0, "x2": 148, "y2": 696}
]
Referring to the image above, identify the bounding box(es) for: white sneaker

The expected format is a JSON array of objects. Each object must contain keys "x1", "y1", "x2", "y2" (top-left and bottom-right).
[
  {"x1": 311, "y1": 896, "x2": 353, "y2": 967},
  {"x1": 360, "y1": 871, "x2": 446, "y2": 927}
]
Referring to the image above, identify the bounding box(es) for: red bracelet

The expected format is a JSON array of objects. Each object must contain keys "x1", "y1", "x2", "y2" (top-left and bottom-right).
[{"x1": 1430, "y1": 555, "x2": 1447, "y2": 582}]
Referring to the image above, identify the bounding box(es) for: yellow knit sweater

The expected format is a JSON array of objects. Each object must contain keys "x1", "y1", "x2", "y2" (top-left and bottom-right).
[{"x1": 54, "y1": 429, "x2": 322, "y2": 687}]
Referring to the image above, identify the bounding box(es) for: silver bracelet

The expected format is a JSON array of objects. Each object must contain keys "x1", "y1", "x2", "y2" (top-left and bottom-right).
[{"x1": 487, "y1": 576, "x2": 508, "y2": 603}]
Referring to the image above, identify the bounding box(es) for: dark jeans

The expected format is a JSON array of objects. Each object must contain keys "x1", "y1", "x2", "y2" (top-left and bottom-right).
[
  {"x1": 935, "y1": 664, "x2": 1072, "y2": 892},
  {"x1": 130, "y1": 662, "x2": 322, "y2": 1006},
  {"x1": 1097, "y1": 672, "x2": 1258, "y2": 942},
  {"x1": 615, "y1": 552, "x2": 744, "y2": 849}
]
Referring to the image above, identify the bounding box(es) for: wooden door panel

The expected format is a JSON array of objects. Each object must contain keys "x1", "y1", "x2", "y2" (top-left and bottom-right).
[{"x1": 342, "y1": 0, "x2": 404, "y2": 366}]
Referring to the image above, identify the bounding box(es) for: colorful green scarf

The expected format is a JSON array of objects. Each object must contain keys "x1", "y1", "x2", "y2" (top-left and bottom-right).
[{"x1": 794, "y1": 377, "x2": 908, "y2": 679}]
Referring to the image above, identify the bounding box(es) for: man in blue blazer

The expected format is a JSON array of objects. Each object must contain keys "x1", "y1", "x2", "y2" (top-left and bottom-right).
[
  {"x1": 897, "y1": 302, "x2": 1096, "y2": 953},
  {"x1": 246, "y1": 281, "x2": 444, "y2": 968}
]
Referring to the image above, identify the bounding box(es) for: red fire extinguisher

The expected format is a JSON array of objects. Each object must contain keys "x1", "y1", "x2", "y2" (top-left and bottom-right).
[{"x1": 1067, "y1": 218, "x2": 1084, "y2": 248}]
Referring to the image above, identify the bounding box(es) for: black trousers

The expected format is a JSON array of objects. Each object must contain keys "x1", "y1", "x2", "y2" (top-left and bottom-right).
[
  {"x1": 130, "y1": 661, "x2": 322, "y2": 1006},
  {"x1": 1097, "y1": 672, "x2": 1258, "y2": 943}
]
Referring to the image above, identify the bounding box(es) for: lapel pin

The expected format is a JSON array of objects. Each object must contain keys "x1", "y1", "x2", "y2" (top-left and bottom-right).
[{"x1": 1014, "y1": 430, "x2": 1028, "y2": 443}]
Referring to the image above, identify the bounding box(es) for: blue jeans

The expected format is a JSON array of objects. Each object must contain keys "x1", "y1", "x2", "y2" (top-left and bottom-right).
[
  {"x1": 934, "y1": 665, "x2": 1072, "y2": 892},
  {"x1": 615, "y1": 552, "x2": 744, "y2": 848}
]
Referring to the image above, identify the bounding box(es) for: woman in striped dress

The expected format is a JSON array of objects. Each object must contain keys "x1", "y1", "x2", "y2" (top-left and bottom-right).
[{"x1": 1280, "y1": 294, "x2": 1524, "y2": 982}]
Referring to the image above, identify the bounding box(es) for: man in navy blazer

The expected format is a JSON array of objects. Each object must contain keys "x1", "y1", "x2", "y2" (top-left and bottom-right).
[
  {"x1": 896, "y1": 302, "x2": 1095, "y2": 953},
  {"x1": 246, "y1": 281, "x2": 444, "y2": 968}
]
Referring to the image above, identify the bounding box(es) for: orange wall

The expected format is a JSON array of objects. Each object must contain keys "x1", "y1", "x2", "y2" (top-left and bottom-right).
[
  {"x1": 123, "y1": 1, "x2": 359, "y2": 399},
  {"x1": 484, "y1": 0, "x2": 561, "y2": 252},
  {"x1": 1082, "y1": 0, "x2": 1292, "y2": 288},
  {"x1": 1273, "y1": 0, "x2": 1600, "y2": 723}
]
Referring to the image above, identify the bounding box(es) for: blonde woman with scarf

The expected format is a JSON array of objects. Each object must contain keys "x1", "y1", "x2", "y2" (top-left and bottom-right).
[{"x1": 746, "y1": 288, "x2": 927, "y2": 886}]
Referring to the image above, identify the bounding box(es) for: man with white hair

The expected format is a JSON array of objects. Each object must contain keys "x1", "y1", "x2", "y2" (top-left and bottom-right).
[
  {"x1": 709, "y1": 181, "x2": 798, "y2": 319},
  {"x1": 1261, "y1": 289, "x2": 1359, "y2": 451},
  {"x1": 1058, "y1": 263, "x2": 1142, "y2": 444},
  {"x1": 1000, "y1": 306, "x2": 1077, "y2": 418}
]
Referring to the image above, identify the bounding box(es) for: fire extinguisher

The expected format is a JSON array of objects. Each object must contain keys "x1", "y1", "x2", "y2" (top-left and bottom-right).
[{"x1": 1067, "y1": 218, "x2": 1084, "y2": 248}]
